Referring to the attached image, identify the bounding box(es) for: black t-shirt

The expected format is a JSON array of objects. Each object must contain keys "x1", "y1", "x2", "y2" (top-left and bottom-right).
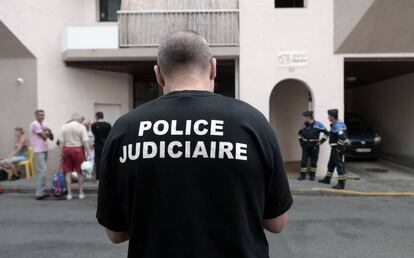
[
  {"x1": 91, "y1": 121, "x2": 112, "y2": 151},
  {"x1": 97, "y1": 90, "x2": 293, "y2": 258}
]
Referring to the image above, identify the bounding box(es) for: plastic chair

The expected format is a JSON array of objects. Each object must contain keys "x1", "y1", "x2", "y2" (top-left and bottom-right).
[{"x1": 17, "y1": 147, "x2": 35, "y2": 179}]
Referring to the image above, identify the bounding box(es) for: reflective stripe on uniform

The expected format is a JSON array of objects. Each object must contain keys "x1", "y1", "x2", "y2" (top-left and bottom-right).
[
  {"x1": 338, "y1": 175, "x2": 346, "y2": 181},
  {"x1": 326, "y1": 172, "x2": 333, "y2": 177},
  {"x1": 338, "y1": 140, "x2": 347, "y2": 145}
]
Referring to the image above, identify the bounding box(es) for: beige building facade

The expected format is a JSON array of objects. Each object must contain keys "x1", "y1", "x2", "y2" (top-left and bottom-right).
[{"x1": 1, "y1": 0, "x2": 413, "y2": 172}]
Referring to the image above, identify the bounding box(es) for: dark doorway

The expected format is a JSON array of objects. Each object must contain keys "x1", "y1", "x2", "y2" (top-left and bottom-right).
[
  {"x1": 65, "y1": 59, "x2": 236, "y2": 108},
  {"x1": 132, "y1": 60, "x2": 236, "y2": 108}
]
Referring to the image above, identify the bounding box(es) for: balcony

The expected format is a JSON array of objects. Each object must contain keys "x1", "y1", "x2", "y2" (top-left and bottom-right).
[
  {"x1": 118, "y1": 9, "x2": 239, "y2": 47},
  {"x1": 62, "y1": 1, "x2": 239, "y2": 62}
]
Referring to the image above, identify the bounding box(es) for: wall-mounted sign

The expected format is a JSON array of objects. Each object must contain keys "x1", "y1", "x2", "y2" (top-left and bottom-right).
[{"x1": 277, "y1": 51, "x2": 308, "y2": 67}]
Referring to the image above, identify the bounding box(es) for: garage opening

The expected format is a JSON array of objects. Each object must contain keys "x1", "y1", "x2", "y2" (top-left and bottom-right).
[
  {"x1": 344, "y1": 58, "x2": 414, "y2": 168},
  {"x1": 269, "y1": 79, "x2": 313, "y2": 170}
]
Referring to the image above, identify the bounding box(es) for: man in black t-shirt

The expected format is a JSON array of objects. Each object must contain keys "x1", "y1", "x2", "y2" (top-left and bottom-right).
[
  {"x1": 97, "y1": 30, "x2": 293, "y2": 258},
  {"x1": 91, "y1": 112, "x2": 112, "y2": 180}
]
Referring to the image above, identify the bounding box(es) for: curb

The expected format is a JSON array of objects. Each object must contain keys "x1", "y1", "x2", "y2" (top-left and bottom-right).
[
  {"x1": 311, "y1": 188, "x2": 414, "y2": 197},
  {"x1": 0, "y1": 186, "x2": 98, "y2": 195},
  {"x1": 292, "y1": 188, "x2": 414, "y2": 197},
  {"x1": 3, "y1": 186, "x2": 413, "y2": 197}
]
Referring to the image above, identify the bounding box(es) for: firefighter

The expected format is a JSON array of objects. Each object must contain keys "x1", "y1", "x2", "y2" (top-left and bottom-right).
[
  {"x1": 297, "y1": 111, "x2": 329, "y2": 181},
  {"x1": 319, "y1": 109, "x2": 348, "y2": 189}
]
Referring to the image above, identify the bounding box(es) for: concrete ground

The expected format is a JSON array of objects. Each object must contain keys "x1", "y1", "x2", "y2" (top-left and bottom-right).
[
  {"x1": 2, "y1": 159, "x2": 413, "y2": 196},
  {"x1": 1, "y1": 194, "x2": 413, "y2": 258},
  {"x1": 288, "y1": 159, "x2": 414, "y2": 195}
]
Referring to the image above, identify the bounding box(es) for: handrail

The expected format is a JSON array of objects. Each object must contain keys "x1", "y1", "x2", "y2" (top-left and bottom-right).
[{"x1": 118, "y1": 9, "x2": 240, "y2": 47}]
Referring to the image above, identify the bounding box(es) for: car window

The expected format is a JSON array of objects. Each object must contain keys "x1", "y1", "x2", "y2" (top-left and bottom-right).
[{"x1": 346, "y1": 118, "x2": 369, "y2": 131}]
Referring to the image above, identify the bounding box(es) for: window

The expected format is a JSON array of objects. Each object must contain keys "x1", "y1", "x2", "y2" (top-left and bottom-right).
[
  {"x1": 99, "y1": 0, "x2": 121, "y2": 21},
  {"x1": 275, "y1": 0, "x2": 305, "y2": 8}
]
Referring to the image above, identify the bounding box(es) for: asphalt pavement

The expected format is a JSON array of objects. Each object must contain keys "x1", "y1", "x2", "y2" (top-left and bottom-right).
[{"x1": 1, "y1": 194, "x2": 413, "y2": 258}]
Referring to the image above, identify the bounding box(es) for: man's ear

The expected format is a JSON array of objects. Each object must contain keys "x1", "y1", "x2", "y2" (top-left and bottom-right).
[
  {"x1": 209, "y1": 58, "x2": 217, "y2": 81},
  {"x1": 154, "y1": 65, "x2": 165, "y2": 87}
]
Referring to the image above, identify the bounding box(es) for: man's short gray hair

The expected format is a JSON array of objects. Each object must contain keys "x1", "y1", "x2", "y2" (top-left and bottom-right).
[
  {"x1": 157, "y1": 30, "x2": 212, "y2": 78},
  {"x1": 70, "y1": 113, "x2": 84, "y2": 122}
]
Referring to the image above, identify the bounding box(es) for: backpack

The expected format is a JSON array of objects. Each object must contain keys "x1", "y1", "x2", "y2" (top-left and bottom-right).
[
  {"x1": 52, "y1": 171, "x2": 67, "y2": 197},
  {"x1": 0, "y1": 169, "x2": 8, "y2": 181}
]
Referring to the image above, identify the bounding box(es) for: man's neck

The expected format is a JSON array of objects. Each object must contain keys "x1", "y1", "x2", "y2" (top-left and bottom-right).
[{"x1": 164, "y1": 74, "x2": 212, "y2": 94}]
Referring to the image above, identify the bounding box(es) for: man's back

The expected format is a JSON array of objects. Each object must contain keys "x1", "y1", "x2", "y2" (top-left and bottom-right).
[
  {"x1": 97, "y1": 90, "x2": 292, "y2": 258},
  {"x1": 61, "y1": 121, "x2": 88, "y2": 147},
  {"x1": 91, "y1": 121, "x2": 112, "y2": 149}
]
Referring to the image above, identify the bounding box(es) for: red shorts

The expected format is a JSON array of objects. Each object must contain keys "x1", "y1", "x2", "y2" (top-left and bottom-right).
[{"x1": 62, "y1": 147, "x2": 85, "y2": 174}]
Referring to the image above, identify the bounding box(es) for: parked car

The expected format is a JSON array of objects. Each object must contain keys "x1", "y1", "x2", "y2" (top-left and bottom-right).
[{"x1": 344, "y1": 113, "x2": 382, "y2": 159}]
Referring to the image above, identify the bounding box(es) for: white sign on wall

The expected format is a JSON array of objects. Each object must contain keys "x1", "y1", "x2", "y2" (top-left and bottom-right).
[{"x1": 277, "y1": 51, "x2": 308, "y2": 67}]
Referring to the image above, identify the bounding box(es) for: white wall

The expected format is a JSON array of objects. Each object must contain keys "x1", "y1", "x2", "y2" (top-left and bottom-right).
[
  {"x1": 63, "y1": 26, "x2": 119, "y2": 50},
  {"x1": 239, "y1": 0, "x2": 343, "y2": 174},
  {"x1": 0, "y1": 0, "x2": 132, "y2": 150},
  {"x1": 334, "y1": 0, "x2": 375, "y2": 51},
  {"x1": 348, "y1": 73, "x2": 414, "y2": 166},
  {"x1": 0, "y1": 58, "x2": 37, "y2": 157},
  {"x1": 269, "y1": 80, "x2": 310, "y2": 162}
]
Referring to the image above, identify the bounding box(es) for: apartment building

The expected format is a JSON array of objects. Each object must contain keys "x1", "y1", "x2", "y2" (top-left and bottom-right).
[{"x1": 1, "y1": 0, "x2": 413, "y2": 173}]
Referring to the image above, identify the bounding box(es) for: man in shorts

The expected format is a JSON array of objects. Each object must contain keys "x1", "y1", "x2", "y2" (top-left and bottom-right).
[
  {"x1": 60, "y1": 113, "x2": 90, "y2": 200},
  {"x1": 97, "y1": 30, "x2": 293, "y2": 258}
]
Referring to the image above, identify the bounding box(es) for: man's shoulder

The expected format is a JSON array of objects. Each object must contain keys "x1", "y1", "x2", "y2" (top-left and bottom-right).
[
  {"x1": 30, "y1": 120, "x2": 39, "y2": 128},
  {"x1": 61, "y1": 122, "x2": 70, "y2": 131},
  {"x1": 331, "y1": 120, "x2": 347, "y2": 131},
  {"x1": 314, "y1": 121, "x2": 326, "y2": 129},
  {"x1": 219, "y1": 95, "x2": 268, "y2": 120},
  {"x1": 62, "y1": 121, "x2": 77, "y2": 130},
  {"x1": 75, "y1": 122, "x2": 87, "y2": 133},
  {"x1": 103, "y1": 121, "x2": 112, "y2": 127}
]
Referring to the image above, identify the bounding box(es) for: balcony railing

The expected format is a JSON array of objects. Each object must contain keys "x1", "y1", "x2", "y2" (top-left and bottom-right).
[{"x1": 118, "y1": 9, "x2": 239, "y2": 47}]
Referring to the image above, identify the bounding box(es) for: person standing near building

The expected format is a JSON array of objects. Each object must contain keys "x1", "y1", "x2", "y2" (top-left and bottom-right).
[
  {"x1": 319, "y1": 109, "x2": 348, "y2": 189},
  {"x1": 82, "y1": 119, "x2": 95, "y2": 165},
  {"x1": 91, "y1": 112, "x2": 112, "y2": 181},
  {"x1": 97, "y1": 31, "x2": 293, "y2": 258},
  {"x1": 297, "y1": 111, "x2": 329, "y2": 181},
  {"x1": 30, "y1": 110, "x2": 54, "y2": 200},
  {"x1": 60, "y1": 113, "x2": 90, "y2": 200}
]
